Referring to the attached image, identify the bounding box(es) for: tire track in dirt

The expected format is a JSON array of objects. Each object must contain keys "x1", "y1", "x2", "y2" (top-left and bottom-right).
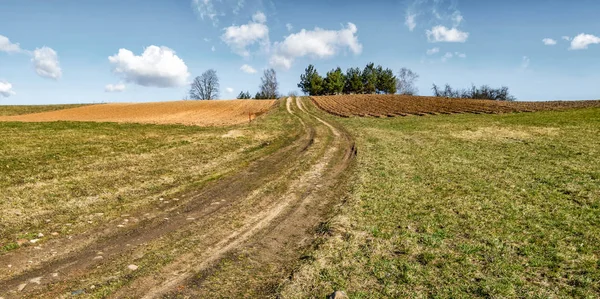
[{"x1": 0, "y1": 97, "x2": 355, "y2": 298}]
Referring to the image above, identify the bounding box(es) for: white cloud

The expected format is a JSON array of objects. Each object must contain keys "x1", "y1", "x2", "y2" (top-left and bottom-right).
[
  {"x1": 233, "y1": 0, "x2": 245, "y2": 15},
  {"x1": 226, "y1": 87, "x2": 234, "y2": 93},
  {"x1": 108, "y1": 45, "x2": 190, "y2": 88},
  {"x1": 0, "y1": 81, "x2": 16, "y2": 97},
  {"x1": 211, "y1": 46, "x2": 216, "y2": 52},
  {"x1": 542, "y1": 38, "x2": 557, "y2": 45},
  {"x1": 192, "y1": 0, "x2": 219, "y2": 26},
  {"x1": 426, "y1": 47, "x2": 440, "y2": 55},
  {"x1": 0, "y1": 35, "x2": 22, "y2": 53},
  {"x1": 32, "y1": 47, "x2": 62, "y2": 80},
  {"x1": 240, "y1": 64, "x2": 257, "y2": 74},
  {"x1": 252, "y1": 11, "x2": 267, "y2": 23},
  {"x1": 286, "y1": 23, "x2": 293, "y2": 32},
  {"x1": 405, "y1": 13, "x2": 417, "y2": 31},
  {"x1": 455, "y1": 52, "x2": 466, "y2": 58},
  {"x1": 221, "y1": 15, "x2": 270, "y2": 57},
  {"x1": 441, "y1": 52, "x2": 453, "y2": 62},
  {"x1": 452, "y1": 12, "x2": 464, "y2": 27},
  {"x1": 426, "y1": 26, "x2": 469, "y2": 42},
  {"x1": 270, "y1": 22, "x2": 362, "y2": 70},
  {"x1": 570, "y1": 33, "x2": 600, "y2": 50},
  {"x1": 203, "y1": 38, "x2": 211, "y2": 42},
  {"x1": 105, "y1": 83, "x2": 126, "y2": 92},
  {"x1": 521, "y1": 56, "x2": 530, "y2": 69},
  {"x1": 562, "y1": 36, "x2": 571, "y2": 41}
]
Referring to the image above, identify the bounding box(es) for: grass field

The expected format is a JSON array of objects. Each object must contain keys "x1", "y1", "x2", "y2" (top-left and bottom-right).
[
  {"x1": 0, "y1": 102, "x2": 297, "y2": 252},
  {"x1": 283, "y1": 106, "x2": 600, "y2": 298},
  {"x1": 0, "y1": 104, "x2": 91, "y2": 116}
]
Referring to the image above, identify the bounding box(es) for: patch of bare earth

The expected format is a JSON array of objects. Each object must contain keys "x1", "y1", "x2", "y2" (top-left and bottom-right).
[{"x1": 0, "y1": 100, "x2": 276, "y2": 126}]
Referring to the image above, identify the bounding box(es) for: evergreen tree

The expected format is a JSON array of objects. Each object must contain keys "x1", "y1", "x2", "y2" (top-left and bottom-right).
[
  {"x1": 324, "y1": 67, "x2": 345, "y2": 95},
  {"x1": 362, "y1": 62, "x2": 377, "y2": 94},
  {"x1": 344, "y1": 67, "x2": 363, "y2": 94},
  {"x1": 237, "y1": 91, "x2": 251, "y2": 99},
  {"x1": 376, "y1": 67, "x2": 397, "y2": 94},
  {"x1": 298, "y1": 64, "x2": 324, "y2": 96}
]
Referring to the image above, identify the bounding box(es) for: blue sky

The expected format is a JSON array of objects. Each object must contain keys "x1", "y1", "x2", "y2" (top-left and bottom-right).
[{"x1": 1, "y1": 0, "x2": 599, "y2": 104}]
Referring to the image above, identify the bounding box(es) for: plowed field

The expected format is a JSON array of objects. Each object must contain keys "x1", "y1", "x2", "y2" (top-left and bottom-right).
[
  {"x1": 0, "y1": 100, "x2": 276, "y2": 126},
  {"x1": 312, "y1": 94, "x2": 600, "y2": 117}
]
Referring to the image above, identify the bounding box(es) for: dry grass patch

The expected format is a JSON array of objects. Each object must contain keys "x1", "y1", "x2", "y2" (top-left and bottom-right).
[{"x1": 0, "y1": 101, "x2": 296, "y2": 252}]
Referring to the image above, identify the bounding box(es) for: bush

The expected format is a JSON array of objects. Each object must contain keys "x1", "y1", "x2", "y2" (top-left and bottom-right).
[{"x1": 432, "y1": 84, "x2": 516, "y2": 101}]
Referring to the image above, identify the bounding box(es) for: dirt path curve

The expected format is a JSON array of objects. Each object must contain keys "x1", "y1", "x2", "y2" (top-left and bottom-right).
[{"x1": 0, "y1": 97, "x2": 355, "y2": 298}]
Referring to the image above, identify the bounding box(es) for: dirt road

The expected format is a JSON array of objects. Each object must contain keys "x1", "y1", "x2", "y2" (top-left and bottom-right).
[{"x1": 0, "y1": 97, "x2": 355, "y2": 298}]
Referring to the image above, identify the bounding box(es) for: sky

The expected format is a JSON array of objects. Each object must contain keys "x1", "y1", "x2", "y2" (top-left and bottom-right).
[{"x1": 1, "y1": 0, "x2": 599, "y2": 104}]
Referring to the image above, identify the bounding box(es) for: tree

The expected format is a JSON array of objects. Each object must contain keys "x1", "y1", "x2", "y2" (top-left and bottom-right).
[
  {"x1": 397, "y1": 68, "x2": 419, "y2": 95},
  {"x1": 189, "y1": 69, "x2": 219, "y2": 100},
  {"x1": 298, "y1": 64, "x2": 324, "y2": 96},
  {"x1": 259, "y1": 68, "x2": 279, "y2": 99},
  {"x1": 344, "y1": 67, "x2": 363, "y2": 94},
  {"x1": 362, "y1": 62, "x2": 378, "y2": 94},
  {"x1": 324, "y1": 67, "x2": 345, "y2": 95},
  {"x1": 376, "y1": 66, "x2": 397, "y2": 94},
  {"x1": 431, "y1": 83, "x2": 516, "y2": 101},
  {"x1": 237, "y1": 91, "x2": 251, "y2": 99}
]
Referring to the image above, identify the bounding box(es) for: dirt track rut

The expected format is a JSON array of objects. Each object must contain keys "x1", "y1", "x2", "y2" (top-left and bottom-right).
[{"x1": 0, "y1": 97, "x2": 355, "y2": 298}]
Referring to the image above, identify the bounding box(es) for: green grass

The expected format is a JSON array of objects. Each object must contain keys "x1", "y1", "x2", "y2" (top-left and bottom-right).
[
  {"x1": 0, "y1": 101, "x2": 299, "y2": 252},
  {"x1": 283, "y1": 108, "x2": 600, "y2": 298},
  {"x1": 0, "y1": 104, "x2": 92, "y2": 116}
]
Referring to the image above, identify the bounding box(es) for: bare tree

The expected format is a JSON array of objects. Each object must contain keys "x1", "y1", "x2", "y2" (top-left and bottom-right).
[
  {"x1": 259, "y1": 68, "x2": 279, "y2": 99},
  {"x1": 189, "y1": 69, "x2": 219, "y2": 100},
  {"x1": 397, "y1": 67, "x2": 419, "y2": 95}
]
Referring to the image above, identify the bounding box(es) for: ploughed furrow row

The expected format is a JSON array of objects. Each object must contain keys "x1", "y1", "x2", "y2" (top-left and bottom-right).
[{"x1": 312, "y1": 94, "x2": 600, "y2": 117}]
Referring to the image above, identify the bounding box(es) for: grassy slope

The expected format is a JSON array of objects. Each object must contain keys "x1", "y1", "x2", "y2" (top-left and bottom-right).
[
  {"x1": 283, "y1": 108, "x2": 600, "y2": 298},
  {"x1": 0, "y1": 104, "x2": 91, "y2": 116},
  {"x1": 0, "y1": 101, "x2": 298, "y2": 252}
]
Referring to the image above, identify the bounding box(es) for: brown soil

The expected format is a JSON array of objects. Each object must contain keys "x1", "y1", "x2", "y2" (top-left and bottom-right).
[
  {"x1": 0, "y1": 100, "x2": 276, "y2": 126},
  {"x1": 312, "y1": 94, "x2": 600, "y2": 117},
  {"x1": 0, "y1": 97, "x2": 355, "y2": 298}
]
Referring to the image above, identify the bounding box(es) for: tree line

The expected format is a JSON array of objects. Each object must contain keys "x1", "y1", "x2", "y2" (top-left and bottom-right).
[
  {"x1": 297, "y1": 63, "x2": 415, "y2": 96},
  {"x1": 188, "y1": 68, "x2": 279, "y2": 100},
  {"x1": 297, "y1": 63, "x2": 516, "y2": 101}
]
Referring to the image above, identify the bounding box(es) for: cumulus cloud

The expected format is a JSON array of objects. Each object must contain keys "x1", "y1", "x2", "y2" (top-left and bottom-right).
[
  {"x1": 562, "y1": 36, "x2": 571, "y2": 41},
  {"x1": 286, "y1": 23, "x2": 293, "y2": 32},
  {"x1": 426, "y1": 47, "x2": 440, "y2": 55},
  {"x1": 456, "y1": 52, "x2": 466, "y2": 58},
  {"x1": 426, "y1": 25, "x2": 469, "y2": 42},
  {"x1": 542, "y1": 38, "x2": 557, "y2": 45},
  {"x1": 108, "y1": 45, "x2": 190, "y2": 88},
  {"x1": 441, "y1": 52, "x2": 453, "y2": 62},
  {"x1": 0, "y1": 35, "x2": 22, "y2": 53},
  {"x1": 405, "y1": 13, "x2": 417, "y2": 31},
  {"x1": 240, "y1": 64, "x2": 257, "y2": 74},
  {"x1": 226, "y1": 87, "x2": 234, "y2": 93},
  {"x1": 440, "y1": 51, "x2": 466, "y2": 62},
  {"x1": 570, "y1": 33, "x2": 600, "y2": 50},
  {"x1": 221, "y1": 13, "x2": 270, "y2": 57},
  {"x1": 32, "y1": 47, "x2": 62, "y2": 80},
  {"x1": 211, "y1": 46, "x2": 216, "y2": 52},
  {"x1": 105, "y1": 83, "x2": 126, "y2": 92},
  {"x1": 270, "y1": 22, "x2": 362, "y2": 70},
  {"x1": 0, "y1": 81, "x2": 16, "y2": 97}
]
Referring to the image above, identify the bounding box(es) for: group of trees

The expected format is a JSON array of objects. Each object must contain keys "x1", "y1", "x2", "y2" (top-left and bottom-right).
[
  {"x1": 298, "y1": 63, "x2": 406, "y2": 96},
  {"x1": 188, "y1": 68, "x2": 279, "y2": 100},
  {"x1": 432, "y1": 84, "x2": 516, "y2": 101},
  {"x1": 188, "y1": 64, "x2": 515, "y2": 102}
]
